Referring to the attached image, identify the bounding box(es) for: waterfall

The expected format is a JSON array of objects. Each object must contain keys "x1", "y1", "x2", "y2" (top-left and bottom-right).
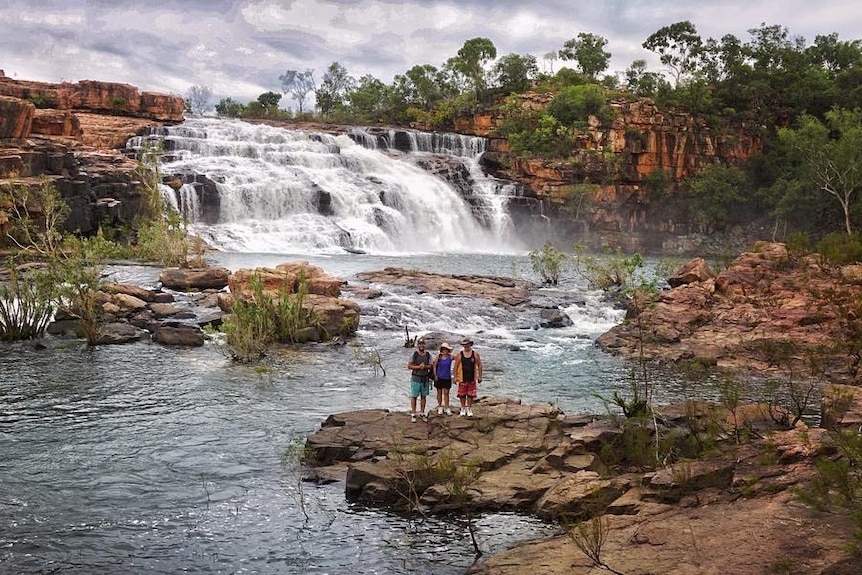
[{"x1": 129, "y1": 118, "x2": 525, "y2": 255}]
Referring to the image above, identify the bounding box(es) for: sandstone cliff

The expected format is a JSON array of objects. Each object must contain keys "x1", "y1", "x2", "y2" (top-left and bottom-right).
[
  {"x1": 454, "y1": 94, "x2": 765, "y2": 254},
  {"x1": 0, "y1": 70, "x2": 184, "y2": 236}
]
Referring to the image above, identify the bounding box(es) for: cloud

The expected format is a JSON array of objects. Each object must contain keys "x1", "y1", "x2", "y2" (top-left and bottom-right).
[{"x1": 1, "y1": 0, "x2": 860, "y2": 103}]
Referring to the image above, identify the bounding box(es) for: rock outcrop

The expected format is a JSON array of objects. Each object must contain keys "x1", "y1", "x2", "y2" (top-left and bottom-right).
[
  {"x1": 306, "y1": 396, "x2": 856, "y2": 574},
  {"x1": 47, "y1": 279, "x2": 218, "y2": 347},
  {"x1": 219, "y1": 261, "x2": 360, "y2": 341},
  {"x1": 354, "y1": 267, "x2": 533, "y2": 306},
  {"x1": 454, "y1": 94, "x2": 766, "y2": 254},
  {"x1": 0, "y1": 72, "x2": 184, "y2": 236},
  {"x1": 597, "y1": 241, "x2": 862, "y2": 383},
  {"x1": 0, "y1": 75, "x2": 184, "y2": 122}
]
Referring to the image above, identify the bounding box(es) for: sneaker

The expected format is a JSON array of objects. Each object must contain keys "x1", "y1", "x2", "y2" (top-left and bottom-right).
[
  {"x1": 466, "y1": 407, "x2": 474, "y2": 417},
  {"x1": 410, "y1": 413, "x2": 416, "y2": 423},
  {"x1": 459, "y1": 408, "x2": 466, "y2": 417},
  {"x1": 445, "y1": 408, "x2": 452, "y2": 416},
  {"x1": 437, "y1": 406, "x2": 444, "y2": 415},
  {"x1": 420, "y1": 412, "x2": 428, "y2": 421}
]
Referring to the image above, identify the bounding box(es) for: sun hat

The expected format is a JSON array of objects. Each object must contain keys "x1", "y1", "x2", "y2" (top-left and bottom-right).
[
  {"x1": 460, "y1": 337, "x2": 473, "y2": 345},
  {"x1": 439, "y1": 342, "x2": 452, "y2": 350}
]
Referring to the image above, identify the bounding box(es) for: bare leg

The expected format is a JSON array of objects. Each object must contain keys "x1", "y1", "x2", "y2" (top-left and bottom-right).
[
  {"x1": 420, "y1": 395, "x2": 426, "y2": 415},
  {"x1": 410, "y1": 397, "x2": 417, "y2": 415},
  {"x1": 443, "y1": 388, "x2": 450, "y2": 408},
  {"x1": 436, "y1": 387, "x2": 443, "y2": 409}
]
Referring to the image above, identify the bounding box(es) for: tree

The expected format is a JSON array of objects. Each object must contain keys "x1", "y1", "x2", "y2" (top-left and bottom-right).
[
  {"x1": 214, "y1": 97, "x2": 245, "y2": 118},
  {"x1": 684, "y1": 164, "x2": 751, "y2": 232},
  {"x1": 779, "y1": 108, "x2": 862, "y2": 235},
  {"x1": 279, "y1": 69, "x2": 315, "y2": 114},
  {"x1": 257, "y1": 91, "x2": 282, "y2": 109},
  {"x1": 401, "y1": 64, "x2": 443, "y2": 109},
  {"x1": 624, "y1": 59, "x2": 666, "y2": 96},
  {"x1": 450, "y1": 37, "x2": 497, "y2": 94},
  {"x1": 316, "y1": 62, "x2": 354, "y2": 116},
  {"x1": 347, "y1": 74, "x2": 390, "y2": 121},
  {"x1": 185, "y1": 85, "x2": 213, "y2": 116},
  {"x1": 491, "y1": 53, "x2": 538, "y2": 93},
  {"x1": 558, "y1": 33, "x2": 611, "y2": 80},
  {"x1": 643, "y1": 20, "x2": 703, "y2": 86}
]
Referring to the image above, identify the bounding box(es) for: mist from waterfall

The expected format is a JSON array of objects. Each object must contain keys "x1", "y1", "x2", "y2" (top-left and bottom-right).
[{"x1": 134, "y1": 118, "x2": 526, "y2": 256}]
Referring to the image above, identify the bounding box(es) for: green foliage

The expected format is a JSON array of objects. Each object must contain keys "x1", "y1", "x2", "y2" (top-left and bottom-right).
[
  {"x1": 131, "y1": 144, "x2": 191, "y2": 266},
  {"x1": 547, "y1": 84, "x2": 610, "y2": 127},
  {"x1": 0, "y1": 263, "x2": 56, "y2": 341},
  {"x1": 215, "y1": 97, "x2": 246, "y2": 118},
  {"x1": 795, "y1": 429, "x2": 862, "y2": 557},
  {"x1": 529, "y1": 242, "x2": 568, "y2": 285},
  {"x1": 779, "y1": 108, "x2": 862, "y2": 235},
  {"x1": 573, "y1": 244, "x2": 646, "y2": 293},
  {"x1": 110, "y1": 96, "x2": 128, "y2": 111},
  {"x1": 815, "y1": 232, "x2": 862, "y2": 265},
  {"x1": 558, "y1": 33, "x2": 612, "y2": 80},
  {"x1": 683, "y1": 164, "x2": 751, "y2": 232},
  {"x1": 223, "y1": 273, "x2": 322, "y2": 362},
  {"x1": 0, "y1": 179, "x2": 69, "y2": 258},
  {"x1": 491, "y1": 53, "x2": 538, "y2": 94}
]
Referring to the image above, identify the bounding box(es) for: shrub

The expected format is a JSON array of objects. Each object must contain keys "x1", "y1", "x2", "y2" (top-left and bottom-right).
[
  {"x1": 0, "y1": 263, "x2": 56, "y2": 341},
  {"x1": 529, "y1": 242, "x2": 568, "y2": 285},
  {"x1": 815, "y1": 232, "x2": 862, "y2": 265},
  {"x1": 223, "y1": 273, "x2": 322, "y2": 362}
]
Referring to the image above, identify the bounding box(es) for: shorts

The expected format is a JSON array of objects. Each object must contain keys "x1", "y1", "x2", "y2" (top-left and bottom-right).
[
  {"x1": 434, "y1": 378, "x2": 452, "y2": 390},
  {"x1": 457, "y1": 381, "x2": 477, "y2": 398},
  {"x1": 410, "y1": 377, "x2": 431, "y2": 398}
]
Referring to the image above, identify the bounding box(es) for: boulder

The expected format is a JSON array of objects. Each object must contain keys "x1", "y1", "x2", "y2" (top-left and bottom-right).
[
  {"x1": 0, "y1": 95, "x2": 34, "y2": 139},
  {"x1": 159, "y1": 267, "x2": 230, "y2": 291},
  {"x1": 96, "y1": 322, "x2": 148, "y2": 345},
  {"x1": 355, "y1": 268, "x2": 533, "y2": 306},
  {"x1": 667, "y1": 257, "x2": 715, "y2": 287},
  {"x1": 152, "y1": 322, "x2": 205, "y2": 347}
]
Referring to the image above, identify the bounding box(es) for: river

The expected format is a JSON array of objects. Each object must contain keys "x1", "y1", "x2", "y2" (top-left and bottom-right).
[{"x1": 0, "y1": 119, "x2": 639, "y2": 574}]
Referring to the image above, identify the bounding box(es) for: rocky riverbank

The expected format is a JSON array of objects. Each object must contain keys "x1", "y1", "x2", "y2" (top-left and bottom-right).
[{"x1": 304, "y1": 390, "x2": 861, "y2": 574}]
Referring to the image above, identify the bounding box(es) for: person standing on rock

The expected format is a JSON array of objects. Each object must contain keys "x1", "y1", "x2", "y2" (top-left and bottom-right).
[
  {"x1": 453, "y1": 337, "x2": 482, "y2": 417},
  {"x1": 407, "y1": 338, "x2": 433, "y2": 422},
  {"x1": 432, "y1": 342, "x2": 454, "y2": 415}
]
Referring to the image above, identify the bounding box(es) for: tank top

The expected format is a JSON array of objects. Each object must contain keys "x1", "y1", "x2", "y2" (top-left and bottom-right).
[
  {"x1": 435, "y1": 355, "x2": 452, "y2": 379},
  {"x1": 460, "y1": 351, "x2": 476, "y2": 382}
]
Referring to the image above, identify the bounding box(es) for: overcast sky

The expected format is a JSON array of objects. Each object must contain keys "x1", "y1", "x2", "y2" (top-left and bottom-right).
[{"x1": 3, "y1": 0, "x2": 861, "y2": 107}]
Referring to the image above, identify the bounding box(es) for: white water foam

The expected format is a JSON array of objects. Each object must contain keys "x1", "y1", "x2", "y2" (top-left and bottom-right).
[{"x1": 136, "y1": 119, "x2": 525, "y2": 256}]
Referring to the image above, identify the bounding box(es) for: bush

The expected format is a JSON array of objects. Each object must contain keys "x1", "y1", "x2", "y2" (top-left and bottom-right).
[
  {"x1": 223, "y1": 273, "x2": 322, "y2": 362},
  {"x1": 529, "y1": 242, "x2": 568, "y2": 285},
  {"x1": 547, "y1": 84, "x2": 612, "y2": 127},
  {"x1": 0, "y1": 263, "x2": 55, "y2": 341},
  {"x1": 815, "y1": 232, "x2": 862, "y2": 266}
]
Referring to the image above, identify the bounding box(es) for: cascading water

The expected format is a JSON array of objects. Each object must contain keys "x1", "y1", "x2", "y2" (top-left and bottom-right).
[{"x1": 128, "y1": 118, "x2": 526, "y2": 255}]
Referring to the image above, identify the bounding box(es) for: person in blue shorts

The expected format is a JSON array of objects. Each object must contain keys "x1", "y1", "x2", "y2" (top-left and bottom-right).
[{"x1": 407, "y1": 338, "x2": 432, "y2": 422}]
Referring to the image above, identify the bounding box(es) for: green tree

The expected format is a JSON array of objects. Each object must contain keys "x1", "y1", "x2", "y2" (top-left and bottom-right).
[
  {"x1": 214, "y1": 97, "x2": 245, "y2": 118},
  {"x1": 684, "y1": 164, "x2": 750, "y2": 232},
  {"x1": 529, "y1": 242, "x2": 568, "y2": 285},
  {"x1": 316, "y1": 61, "x2": 354, "y2": 116},
  {"x1": 547, "y1": 83, "x2": 607, "y2": 127},
  {"x1": 491, "y1": 53, "x2": 538, "y2": 94},
  {"x1": 257, "y1": 91, "x2": 282, "y2": 112},
  {"x1": 643, "y1": 20, "x2": 703, "y2": 86},
  {"x1": 559, "y1": 33, "x2": 611, "y2": 80},
  {"x1": 624, "y1": 59, "x2": 666, "y2": 96},
  {"x1": 279, "y1": 69, "x2": 315, "y2": 115},
  {"x1": 779, "y1": 108, "x2": 862, "y2": 235},
  {"x1": 450, "y1": 37, "x2": 497, "y2": 95},
  {"x1": 347, "y1": 74, "x2": 390, "y2": 121}
]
